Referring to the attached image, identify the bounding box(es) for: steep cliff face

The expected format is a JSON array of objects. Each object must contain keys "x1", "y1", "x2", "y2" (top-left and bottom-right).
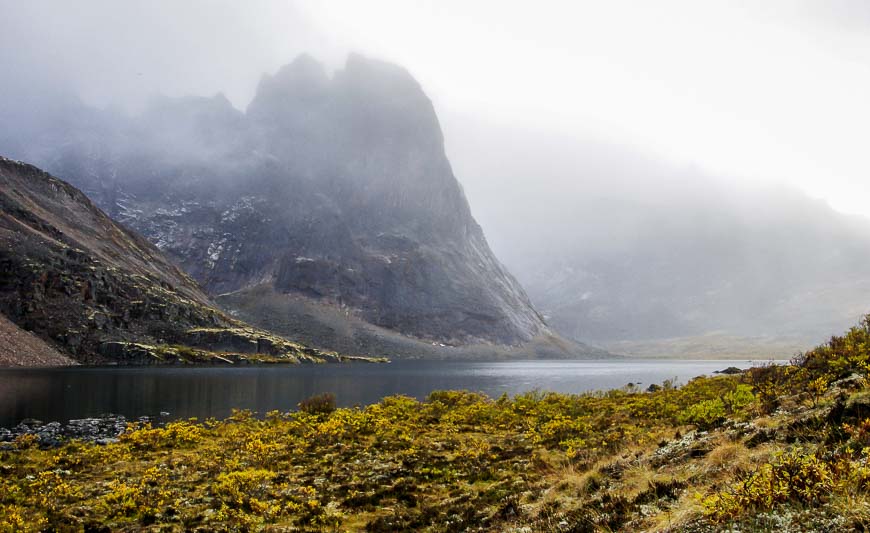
[
  {"x1": 236, "y1": 55, "x2": 545, "y2": 345},
  {"x1": 0, "y1": 157, "x2": 346, "y2": 365},
  {"x1": 5, "y1": 55, "x2": 555, "y2": 352}
]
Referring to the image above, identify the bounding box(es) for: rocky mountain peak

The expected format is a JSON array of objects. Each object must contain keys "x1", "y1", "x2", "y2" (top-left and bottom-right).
[
  {"x1": 270, "y1": 53, "x2": 330, "y2": 90},
  {"x1": 247, "y1": 54, "x2": 331, "y2": 125},
  {"x1": 0, "y1": 54, "x2": 588, "y2": 357},
  {"x1": 332, "y1": 54, "x2": 448, "y2": 174}
]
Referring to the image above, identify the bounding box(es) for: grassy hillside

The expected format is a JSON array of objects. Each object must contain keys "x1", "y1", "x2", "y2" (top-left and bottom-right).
[{"x1": 5, "y1": 319, "x2": 870, "y2": 530}]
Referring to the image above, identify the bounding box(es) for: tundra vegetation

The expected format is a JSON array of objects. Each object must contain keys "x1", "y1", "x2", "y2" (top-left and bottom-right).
[{"x1": 4, "y1": 319, "x2": 870, "y2": 531}]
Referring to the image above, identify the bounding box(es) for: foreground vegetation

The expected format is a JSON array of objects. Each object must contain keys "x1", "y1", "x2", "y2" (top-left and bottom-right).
[{"x1": 6, "y1": 321, "x2": 870, "y2": 531}]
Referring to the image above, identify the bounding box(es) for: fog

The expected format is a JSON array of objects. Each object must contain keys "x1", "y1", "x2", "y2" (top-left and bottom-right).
[
  {"x1": 445, "y1": 115, "x2": 870, "y2": 349},
  {"x1": 0, "y1": 1, "x2": 341, "y2": 110},
  {"x1": 4, "y1": 1, "x2": 869, "y2": 214},
  {"x1": 3, "y1": 1, "x2": 870, "y2": 353}
]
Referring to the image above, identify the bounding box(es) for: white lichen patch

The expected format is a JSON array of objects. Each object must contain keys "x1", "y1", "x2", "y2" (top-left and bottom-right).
[{"x1": 206, "y1": 237, "x2": 228, "y2": 269}]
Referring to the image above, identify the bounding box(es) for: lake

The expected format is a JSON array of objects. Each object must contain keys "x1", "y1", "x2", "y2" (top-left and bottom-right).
[{"x1": 0, "y1": 359, "x2": 768, "y2": 428}]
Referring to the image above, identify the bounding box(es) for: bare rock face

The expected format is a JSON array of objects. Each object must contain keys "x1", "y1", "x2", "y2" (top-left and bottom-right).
[{"x1": 7, "y1": 54, "x2": 552, "y2": 350}]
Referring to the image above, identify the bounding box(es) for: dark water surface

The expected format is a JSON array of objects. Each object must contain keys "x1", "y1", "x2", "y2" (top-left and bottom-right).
[{"x1": 0, "y1": 359, "x2": 766, "y2": 427}]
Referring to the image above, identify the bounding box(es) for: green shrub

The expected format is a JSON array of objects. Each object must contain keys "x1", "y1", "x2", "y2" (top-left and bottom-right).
[
  {"x1": 680, "y1": 399, "x2": 726, "y2": 430},
  {"x1": 723, "y1": 384, "x2": 755, "y2": 412}
]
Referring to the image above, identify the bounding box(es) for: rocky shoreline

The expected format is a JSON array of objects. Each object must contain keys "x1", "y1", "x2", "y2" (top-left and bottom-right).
[{"x1": 0, "y1": 415, "x2": 138, "y2": 448}]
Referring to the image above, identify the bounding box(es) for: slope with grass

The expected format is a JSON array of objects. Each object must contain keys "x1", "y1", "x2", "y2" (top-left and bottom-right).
[{"x1": 0, "y1": 157, "x2": 352, "y2": 366}]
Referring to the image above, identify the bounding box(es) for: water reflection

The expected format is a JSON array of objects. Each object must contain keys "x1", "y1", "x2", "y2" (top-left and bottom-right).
[{"x1": 0, "y1": 359, "x2": 764, "y2": 427}]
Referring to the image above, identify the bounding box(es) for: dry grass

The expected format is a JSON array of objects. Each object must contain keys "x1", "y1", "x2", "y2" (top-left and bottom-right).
[
  {"x1": 704, "y1": 440, "x2": 751, "y2": 476},
  {"x1": 647, "y1": 492, "x2": 704, "y2": 532},
  {"x1": 620, "y1": 464, "x2": 660, "y2": 498},
  {"x1": 831, "y1": 492, "x2": 870, "y2": 527}
]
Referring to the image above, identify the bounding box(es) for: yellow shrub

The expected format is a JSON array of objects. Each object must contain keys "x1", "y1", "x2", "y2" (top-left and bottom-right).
[
  {"x1": 703, "y1": 449, "x2": 837, "y2": 521},
  {"x1": 98, "y1": 466, "x2": 172, "y2": 521},
  {"x1": 212, "y1": 469, "x2": 277, "y2": 515},
  {"x1": 0, "y1": 504, "x2": 47, "y2": 533}
]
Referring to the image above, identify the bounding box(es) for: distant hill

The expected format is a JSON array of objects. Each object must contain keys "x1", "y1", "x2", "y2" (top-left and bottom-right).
[{"x1": 446, "y1": 118, "x2": 870, "y2": 357}]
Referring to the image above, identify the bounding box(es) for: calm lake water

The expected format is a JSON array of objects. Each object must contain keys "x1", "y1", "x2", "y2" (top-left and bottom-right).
[{"x1": 0, "y1": 359, "x2": 768, "y2": 427}]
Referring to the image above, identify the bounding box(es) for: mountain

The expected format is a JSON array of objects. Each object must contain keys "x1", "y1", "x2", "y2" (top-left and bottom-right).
[
  {"x1": 0, "y1": 157, "x2": 351, "y2": 366},
  {"x1": 0, "y1": 54, "x2": 602, "y2": 359},
  {"x1": 445, "y1": 118, "x2": 870, "y2": 357}
]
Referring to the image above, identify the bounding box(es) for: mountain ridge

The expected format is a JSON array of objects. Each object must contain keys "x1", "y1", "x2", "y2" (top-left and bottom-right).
[
  {"x1": 0, "y1": 156, "x2": 357, "y2": 366},
  {"x1": 0, "y1": 54, "x2": 604, "y2": 359}
]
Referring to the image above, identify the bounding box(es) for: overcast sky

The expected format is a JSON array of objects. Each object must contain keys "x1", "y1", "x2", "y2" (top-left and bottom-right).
[
  {"x1": 2, "y1": 1, "x2": 869, "y2": 217},
  {"x1": 302, "y1": 1, "x2": 870, "y2": 218}
]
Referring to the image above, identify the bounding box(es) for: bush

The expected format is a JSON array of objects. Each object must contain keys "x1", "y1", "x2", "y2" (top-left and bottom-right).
[
  {"x1": 702, "y1": 450, "x2": 836, "y2": 522},
  {"x1": 803, "y1": 317, "x2": 870, "y2": 381},
  {"x1": 748, "y1": 363, "x2": 793, "y2": 413},
  {"x1": 212, "y1": 469, "x2": 276, "y2": 512},
  {"x1": 723, "y1": 384, "x2": 755, "y2": 412},
  {"x1": 299, "y1": 392, "x2": 336, "y2": 416},
  {"x1": 680, "y1": 399, "x2": 726, "y2": 430}
]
